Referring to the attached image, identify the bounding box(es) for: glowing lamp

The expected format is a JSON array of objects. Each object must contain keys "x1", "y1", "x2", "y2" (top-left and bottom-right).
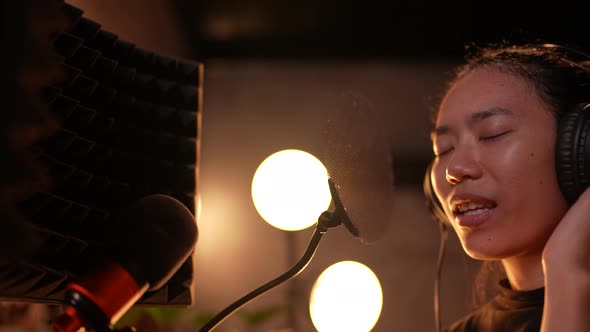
[
  {"x1": 309, "y1": 261, "x2": 383, "y2": 332},
  {"x1": 251, "y1": 149, "x2": 331, "y2": 231}
]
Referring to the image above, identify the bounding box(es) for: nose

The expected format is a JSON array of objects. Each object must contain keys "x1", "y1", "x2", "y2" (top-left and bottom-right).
[{"x1": 445, "y1": 145, "x2": 482, "y2": 185}]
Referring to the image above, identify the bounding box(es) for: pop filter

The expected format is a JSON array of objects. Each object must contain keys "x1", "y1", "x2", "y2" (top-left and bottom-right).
[
  {"x1": 198, "y1": 92, "x2": 394, "y2": 331},
  {"x1": 323, "y1": 92, "x2": 394, "y2": 244}
]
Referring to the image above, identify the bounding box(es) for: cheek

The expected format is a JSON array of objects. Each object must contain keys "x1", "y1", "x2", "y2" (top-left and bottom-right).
[
  {"x1": 492, "y1": 129, "x2": 557, "y2": 186},
  {"x1": 495, "y1": 134, "x2": 566, "y2": 218}
]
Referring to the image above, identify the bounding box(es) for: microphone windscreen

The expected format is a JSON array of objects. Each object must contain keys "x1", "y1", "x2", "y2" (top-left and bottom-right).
[
  {"x1": 323, "y1": 93, "x2": 394, "y2": 244},
  {"x1": 107, "y1": 194, "x2": 197, "y2": 290}
]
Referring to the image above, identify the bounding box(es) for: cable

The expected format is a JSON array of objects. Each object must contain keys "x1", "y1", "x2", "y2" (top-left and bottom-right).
[{"x1": 434, "y1": 221, "x2": 448, "y2": 332}]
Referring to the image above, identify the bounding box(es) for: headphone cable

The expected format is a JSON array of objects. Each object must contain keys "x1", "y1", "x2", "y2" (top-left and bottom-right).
[{"x1": 434, "y1": 221, "x2": 449, "y2": 332}]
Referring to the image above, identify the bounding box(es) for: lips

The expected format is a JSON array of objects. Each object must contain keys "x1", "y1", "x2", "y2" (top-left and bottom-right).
[
  {"x1": 449, "y1": 194, "x2": 497, "y2": 227},
  {"x1": 450, "y1": 194, "x2": 497, "y2": 213}
]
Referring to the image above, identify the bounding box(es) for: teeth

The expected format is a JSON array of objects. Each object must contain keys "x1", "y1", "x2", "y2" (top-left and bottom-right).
[
  {"x1": 455, "y1": 202, "x2": 493, "y2": 213},
  {"x1": 464, "y1": 208, "x2": 486, "y2": 216}
]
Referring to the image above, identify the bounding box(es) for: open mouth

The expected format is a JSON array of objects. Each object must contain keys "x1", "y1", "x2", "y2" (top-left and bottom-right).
[{"x1": 452, "y1": 201, "x2": 497, "y2": 216}]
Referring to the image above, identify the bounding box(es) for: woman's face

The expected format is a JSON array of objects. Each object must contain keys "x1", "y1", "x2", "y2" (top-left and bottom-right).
[{"x1": 431, "y1": 67, "x2": 569, "y2": 260}]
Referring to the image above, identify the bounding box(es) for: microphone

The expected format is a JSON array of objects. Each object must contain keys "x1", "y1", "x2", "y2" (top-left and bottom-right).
[{"x1": 52, "y1": 194, "x2": 198, "y2": 332}]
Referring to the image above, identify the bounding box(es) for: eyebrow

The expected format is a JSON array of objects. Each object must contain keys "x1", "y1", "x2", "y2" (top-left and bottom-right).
[{"x1": 431, "y1": 107, "x2": 514, "y2": 138}]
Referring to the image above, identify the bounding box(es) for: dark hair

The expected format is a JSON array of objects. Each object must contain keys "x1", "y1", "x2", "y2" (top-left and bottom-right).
[{"x1": 431, "y1": 42, "x2": 590, "y2": 124}]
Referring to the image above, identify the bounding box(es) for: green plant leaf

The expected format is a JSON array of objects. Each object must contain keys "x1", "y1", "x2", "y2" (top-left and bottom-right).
[
  {"x1": 143, "y1": 307, "x2": 184, "y2": 325},
  {"x1": 191, "y1": 312, "x2": 217, "y2": 328},
  {"x1": 114, "y1": 307, "x2": 145, "y2": 327}
]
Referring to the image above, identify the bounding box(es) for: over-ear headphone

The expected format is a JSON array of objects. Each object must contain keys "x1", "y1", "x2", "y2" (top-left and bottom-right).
[{"x1": 423, "y1": 44, "x2": 590, "y2": 225}]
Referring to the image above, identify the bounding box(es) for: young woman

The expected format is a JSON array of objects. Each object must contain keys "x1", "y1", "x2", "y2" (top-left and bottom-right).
[{"x1": 428, "y1": 42, "x2": 590, "y2": 331}]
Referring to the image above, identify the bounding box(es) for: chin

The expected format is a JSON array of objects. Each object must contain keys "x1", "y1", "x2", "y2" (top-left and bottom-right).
[{"x1": 458, "y1": 231, "x2": 515, "y2": 261}]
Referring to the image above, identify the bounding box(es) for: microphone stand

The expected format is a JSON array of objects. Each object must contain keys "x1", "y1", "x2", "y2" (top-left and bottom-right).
[{"x1": 198, "y1": 210, "x2": 342, "y2": 332}]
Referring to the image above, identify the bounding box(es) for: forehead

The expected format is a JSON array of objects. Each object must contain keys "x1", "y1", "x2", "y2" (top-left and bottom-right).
[{"x1": 437, "y1": 68, "x2": 547, "y2": 125}]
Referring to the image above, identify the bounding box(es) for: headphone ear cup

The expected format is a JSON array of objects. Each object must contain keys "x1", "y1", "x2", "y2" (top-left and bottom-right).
[
  {"x1": 423, "y1": 161, "x2": 450, "y2": 225},
  {"x1": 556, "y1": 103, "x2": 590, "y2": 204}
]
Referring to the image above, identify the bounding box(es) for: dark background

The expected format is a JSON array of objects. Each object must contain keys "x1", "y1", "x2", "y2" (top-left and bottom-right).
[{"x1": 174, "y1": 0, "x2": 590, "y2": 60}]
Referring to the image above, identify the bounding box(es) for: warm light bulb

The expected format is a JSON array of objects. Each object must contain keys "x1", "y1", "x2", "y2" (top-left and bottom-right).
[
  {"x1": 251, "y1": 149, "x2": 331, "y2": 231},
  {"x1": 310, "y1": 261, "x2": 383, "y2": 332}
]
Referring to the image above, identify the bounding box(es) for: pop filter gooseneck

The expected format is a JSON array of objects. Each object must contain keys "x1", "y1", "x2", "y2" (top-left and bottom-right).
[
  {"x1": 198, "y1": 195, "x2": 342, "y2": 332},
  {"x1": 199, "y1": 92, "x2": 394, "y2": 331}
]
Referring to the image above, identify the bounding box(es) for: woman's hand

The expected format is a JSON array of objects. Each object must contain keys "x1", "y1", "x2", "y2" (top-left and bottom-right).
[
  {"x1": 543, "y1": 186, "x2": 590, "y2": 274},
  {"x1": 541, "y1": 186, "x2": 590, "y2": 332}
]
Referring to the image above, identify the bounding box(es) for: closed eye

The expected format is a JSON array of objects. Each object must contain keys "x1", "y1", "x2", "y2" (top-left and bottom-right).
[{"x1": 480, "y1": 130, "x2": 512, "y2": 141}]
